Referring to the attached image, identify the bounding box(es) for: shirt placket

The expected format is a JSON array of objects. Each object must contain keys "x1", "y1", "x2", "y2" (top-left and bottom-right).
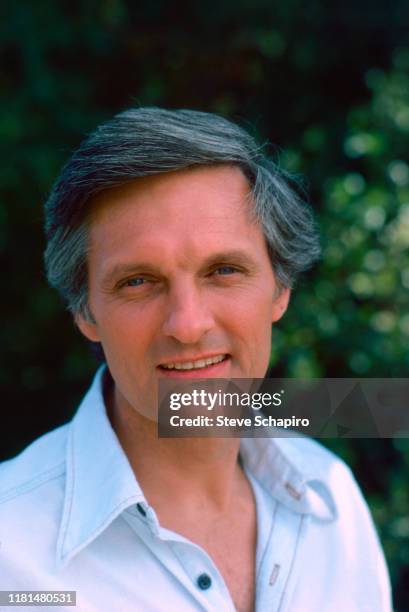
[
  {"x1": 169, "y1": 538, "x2": 237, "y2": 612},
  {"x1": 255, "y1": 503, "x2": 306, "y2": 612},
  {"x1": 123, "y1": 505, "x2": 236, "y2": 612}
]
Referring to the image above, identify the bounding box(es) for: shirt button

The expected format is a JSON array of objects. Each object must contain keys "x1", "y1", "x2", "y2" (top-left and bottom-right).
[
  {"x1": 197, "y1": 573, "x2": 212, "y2": 590},
  {"x1": 136, "y1": 503, "x2": 146, "y2": 516}
]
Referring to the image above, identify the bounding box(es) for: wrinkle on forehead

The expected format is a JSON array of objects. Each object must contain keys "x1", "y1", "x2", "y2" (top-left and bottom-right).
[{"x1": 87, "y1": 164, "x2": 255, "y2": 228}]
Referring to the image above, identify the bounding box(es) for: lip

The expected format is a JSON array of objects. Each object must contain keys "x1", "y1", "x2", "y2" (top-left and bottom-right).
[{"x1": 157, "y1": 355, "x2": 231, "y2": 379}]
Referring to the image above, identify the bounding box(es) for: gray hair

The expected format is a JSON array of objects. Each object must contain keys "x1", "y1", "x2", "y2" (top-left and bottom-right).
[{"x1": 44, "y1": 107, "x2": 320, "y2": 319}]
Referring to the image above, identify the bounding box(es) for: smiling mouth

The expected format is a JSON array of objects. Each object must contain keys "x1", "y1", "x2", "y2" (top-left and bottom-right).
[{"x1": 158, "y1": 354, "x2": 229, "y2": 371}]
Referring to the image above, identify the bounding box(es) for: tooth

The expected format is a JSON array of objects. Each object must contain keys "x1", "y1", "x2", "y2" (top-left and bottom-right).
[
  {"x1": 161, "y1": 355, "x2": 226, "y2": 370},
  {"x1": 208, "y1": 355, "x2": 224, "y2": 365},
  {"x1": 175, "y1": 362, "x2": 194, "y2": 370}
]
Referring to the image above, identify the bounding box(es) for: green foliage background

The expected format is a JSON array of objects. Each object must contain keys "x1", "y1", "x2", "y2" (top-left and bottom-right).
[{"x1": 1, "y1": 2, "x2": 408, "y2": 608}]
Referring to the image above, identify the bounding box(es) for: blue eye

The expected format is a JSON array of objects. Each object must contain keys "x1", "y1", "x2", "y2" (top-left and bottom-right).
[
  {"x1": 215, "y1": 266, "x2": 237, "y2": 275},
  {"x1": 125, "y1": 278, "x2": 145, "y2": 287}
]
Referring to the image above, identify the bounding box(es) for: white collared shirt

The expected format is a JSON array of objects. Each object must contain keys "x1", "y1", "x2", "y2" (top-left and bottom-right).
[{"x1": 0, "y1": 368, "x2": 392, "y2": 611}]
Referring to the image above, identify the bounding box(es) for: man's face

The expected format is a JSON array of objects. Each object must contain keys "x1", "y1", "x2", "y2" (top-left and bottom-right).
[{"x1": 77, "y1": 165, "x2": 290, "y2": 417}]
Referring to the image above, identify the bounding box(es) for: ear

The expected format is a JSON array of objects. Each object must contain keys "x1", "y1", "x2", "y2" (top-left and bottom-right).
[
  {"x1": 74, "y1": 312, "x2": 101, "y2": 343},
  {"x1": 271, "y1": 287, "x2": 291, "y2": 323}
]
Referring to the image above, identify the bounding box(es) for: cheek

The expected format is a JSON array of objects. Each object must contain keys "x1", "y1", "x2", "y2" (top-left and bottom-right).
[
  {"x1": 92, "y1": 317, "x2": 139, "y2": 367},
  {"x1": 95, "y1": 300, "x2": 157, "y2": 338},
  {"x1": 227, "y1": 290, "x2": 275, "y2": 327},
  {"x1": 224, "y1": 294, "x2": 275, "y2": 351},
  {"x1": 94, "y1": 304, "x2": 167, "y2": 373}
]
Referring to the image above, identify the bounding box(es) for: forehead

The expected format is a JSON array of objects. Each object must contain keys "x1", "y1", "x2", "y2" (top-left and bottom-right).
[
  {"x1": 86, "y1": 165, "x2": 266, "y2": 272},
  {"x1": 89, "y1": 164, "x2": 253, "y2": 222}
]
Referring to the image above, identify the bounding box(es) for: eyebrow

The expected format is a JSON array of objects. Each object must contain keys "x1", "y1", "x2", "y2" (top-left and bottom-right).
[{"x1": 101, "y1": 250, "x2": 258, "y2": 288}]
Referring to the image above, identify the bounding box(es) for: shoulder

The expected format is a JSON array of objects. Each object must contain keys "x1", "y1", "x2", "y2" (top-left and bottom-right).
[
  {"x1": 277, "y1": 437, "x2": 393, "y2": 609},
  {"x1": 0, "y1": 426, "x2": 70, "y2": 586},
  {"x1": 0, "y1": 424, "x2": 68, "y2": 506}
]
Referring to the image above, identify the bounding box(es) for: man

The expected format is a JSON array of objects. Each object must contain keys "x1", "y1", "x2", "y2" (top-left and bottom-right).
[{"x1": 0, "y1": 108, "x2": 391, "y2": 611}]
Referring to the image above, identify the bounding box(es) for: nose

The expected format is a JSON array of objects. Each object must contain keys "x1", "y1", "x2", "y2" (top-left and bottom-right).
[{"x1": 161, "y1": 282, "x2": 214, "y2": 344}]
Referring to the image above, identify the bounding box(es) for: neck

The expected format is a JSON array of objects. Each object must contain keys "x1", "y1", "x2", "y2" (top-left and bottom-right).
[{"x1": 108, "y1": 383, "x2": 243, "y2": 512}]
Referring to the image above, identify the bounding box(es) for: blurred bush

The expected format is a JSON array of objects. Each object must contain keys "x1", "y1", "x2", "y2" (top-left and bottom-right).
[{"x1": 1, "y1": 1, "x2": 408, "y2": 608}]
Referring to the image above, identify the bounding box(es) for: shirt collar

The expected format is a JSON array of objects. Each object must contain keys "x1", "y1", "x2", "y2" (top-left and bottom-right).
[
  {"x1": 240, "y1": 437, "x2": 337, "y2": 521},
  {"x1": 57, "y1": 367, "x2": 337, "y2": 568},
  {"x1": 56, "y1": 367, "x2": 144, "y2": 569}
]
